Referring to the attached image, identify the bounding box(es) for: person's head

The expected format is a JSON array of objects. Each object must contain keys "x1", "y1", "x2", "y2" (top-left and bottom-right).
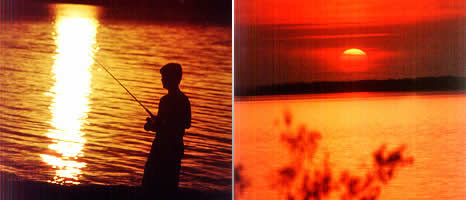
[{"x1": 160, "y1": 63, "x2": 182, "y2": 90}]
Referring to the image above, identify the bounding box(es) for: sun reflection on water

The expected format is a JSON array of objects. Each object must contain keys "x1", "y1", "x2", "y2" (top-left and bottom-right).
[{"x1": 40, "y1": 4, "x2": 99, "y2": 185}]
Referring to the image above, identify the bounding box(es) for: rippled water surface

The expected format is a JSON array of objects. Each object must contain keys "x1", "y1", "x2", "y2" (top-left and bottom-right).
[{"x1": 0, "y1": 4, "x2": 231, "y2": 190}]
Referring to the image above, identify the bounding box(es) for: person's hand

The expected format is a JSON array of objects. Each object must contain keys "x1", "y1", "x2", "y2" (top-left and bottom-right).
[{"x1": 144, "y1": 117, "x2": 156, "y2": 132}]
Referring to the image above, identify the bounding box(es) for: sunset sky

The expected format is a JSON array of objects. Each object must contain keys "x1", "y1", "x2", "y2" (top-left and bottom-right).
[{"x1": 235, "y1": 0, "x2": 465, "y2": 89}]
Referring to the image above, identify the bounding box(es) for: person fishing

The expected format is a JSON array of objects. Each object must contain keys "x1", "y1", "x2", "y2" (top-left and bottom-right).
[
  {"x1": 142, "y1": 63, "x2": 191, "y2": 199},
  {"x1": 91, "y1": 58, "x2": 191, "y2": 198}
]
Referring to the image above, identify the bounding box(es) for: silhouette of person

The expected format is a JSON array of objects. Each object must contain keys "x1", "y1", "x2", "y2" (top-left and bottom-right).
[{"x1": 142, "y1": 63, "x2": 191, "y2": 199}]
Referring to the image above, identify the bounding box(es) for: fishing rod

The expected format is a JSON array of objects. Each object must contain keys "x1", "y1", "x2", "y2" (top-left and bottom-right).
[{"x1": 92, "y1": 57, "x2": 155, "y2": 118}]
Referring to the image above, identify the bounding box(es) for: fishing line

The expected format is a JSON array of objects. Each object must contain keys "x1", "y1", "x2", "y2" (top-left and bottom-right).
[{"x1": 91, "y1": 56, "x2": 155, "y2": 118}]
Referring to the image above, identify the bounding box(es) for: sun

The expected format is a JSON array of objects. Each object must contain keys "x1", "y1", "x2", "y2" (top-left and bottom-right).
[
  {"x1": 343, "y1": 48, "x2": 366, "y2": 56},
  {"x1": 339, "y1": 48, "x2": 368, "y2": 72}
]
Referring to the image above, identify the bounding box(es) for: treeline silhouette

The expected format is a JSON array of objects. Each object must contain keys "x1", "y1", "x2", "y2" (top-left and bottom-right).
[
  {"x1": 235, "y1": 111, "x2": 413, "y2": 200},
  {"x1": 236, "y1": 76, "x2": 466, "y2": 96}
]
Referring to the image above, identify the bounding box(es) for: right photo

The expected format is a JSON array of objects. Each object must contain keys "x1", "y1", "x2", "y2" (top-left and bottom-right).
[{"x1": 234, "y1": 0, "x2": 465, "y2": 200}]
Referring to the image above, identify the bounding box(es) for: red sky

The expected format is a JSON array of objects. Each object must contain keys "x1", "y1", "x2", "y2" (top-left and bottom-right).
[
  {"x1": 237, "y1": 0, "x2": 465, "y2": 25},
  {"x1": 235, "y1": 0, "x2": 466, "y2": 89}
]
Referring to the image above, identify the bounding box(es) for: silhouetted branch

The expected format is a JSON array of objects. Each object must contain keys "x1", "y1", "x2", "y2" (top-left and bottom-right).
[
  {"x1": 234, "y1": 164, "x2": 249, "y2": 200},
  {"x1": 273, "y1": 111, "x2": 414, "y2": 200}
]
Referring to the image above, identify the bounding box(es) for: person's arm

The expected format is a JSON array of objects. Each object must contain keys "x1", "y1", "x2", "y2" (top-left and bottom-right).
[
  {"x1": 144, "y1": 97, "x2": 165, "y2": 132},
  {"x1": 144, "y1": 116, "x2": 157, "y2": 132},
  {"x1": 185, "y1": 99, "x2": 191, "y2": 129}
]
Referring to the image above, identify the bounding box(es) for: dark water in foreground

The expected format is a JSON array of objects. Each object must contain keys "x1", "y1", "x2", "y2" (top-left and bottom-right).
[
  {"x1": 0, "y1": 174, "x2": 231, "y2": 200},
  {"x1": 0, "y1": 4, "x2": 232, "y2": 191}
]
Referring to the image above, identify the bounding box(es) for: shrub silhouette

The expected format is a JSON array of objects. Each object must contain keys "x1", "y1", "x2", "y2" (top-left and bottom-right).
[
  {"x1": 234, "y1": 164, "x2": 249, "y2": 200},
  {"x1": 274, "y1": 111, "x2": 413, "y2": 200},
  {"x1": 234, "y1": 111, "x2": 413, "y2": 200}
]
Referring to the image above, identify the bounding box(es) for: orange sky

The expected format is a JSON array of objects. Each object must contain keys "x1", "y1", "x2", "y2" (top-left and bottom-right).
[{"x1": 237, "y1": 0, "x2": 465, "y2": 25}]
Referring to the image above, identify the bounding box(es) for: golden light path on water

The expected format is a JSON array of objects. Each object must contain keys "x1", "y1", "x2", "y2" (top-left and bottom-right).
[{"x1": 40, "y1": 4, "x2": 99, "y2": 185}]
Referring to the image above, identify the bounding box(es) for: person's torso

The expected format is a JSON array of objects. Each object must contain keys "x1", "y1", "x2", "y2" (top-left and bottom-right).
[{"x1": 156, "y1": 91, "x2": 190, "y2": 144}]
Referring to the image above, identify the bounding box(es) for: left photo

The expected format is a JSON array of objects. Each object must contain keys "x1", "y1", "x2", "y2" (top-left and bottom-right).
[{"x1": 0, "y1": 1, "x2": 232, "y2": 200}]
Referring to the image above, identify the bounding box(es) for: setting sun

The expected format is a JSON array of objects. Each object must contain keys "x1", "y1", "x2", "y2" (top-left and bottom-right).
[
  {"x1": 340, "y1": 48, "x2": 369, "y2": 72},
  {"x1": 343, "y1": 48, "x2": 366, "y2": 56}
]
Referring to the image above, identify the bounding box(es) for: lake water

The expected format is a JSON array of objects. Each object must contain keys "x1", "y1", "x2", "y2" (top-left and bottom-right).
[
  {"x1": 234, "y1": 92, "x2": 465, "y2": 199},
  {"x1": 0, "y1": 4, "x2": 232, "y2": 191}
]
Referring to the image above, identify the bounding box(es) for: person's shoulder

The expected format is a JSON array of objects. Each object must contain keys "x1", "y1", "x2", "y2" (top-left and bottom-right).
[
  {"x1": 160, "y1": 94, "x2": 169, "y2": 103},
  {"x1": 179, "y1": 91, "x2": 190, "y2": 102}
]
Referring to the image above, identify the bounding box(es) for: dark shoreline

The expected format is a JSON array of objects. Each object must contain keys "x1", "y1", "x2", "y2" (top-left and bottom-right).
[
  {"x1": 235, "y1": 76, "x2": 466, "y2": 97},
  {"x1": 1, "y1": 173, "x2": 231, "y2": 200}
]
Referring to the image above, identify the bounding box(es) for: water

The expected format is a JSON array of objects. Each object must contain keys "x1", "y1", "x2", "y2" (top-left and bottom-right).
[
  {"x1": 235, "y1": 92, "x2": 465, "y2": 199},
  {"x1": 0, "y1": 4, "x2": 232, "y2": 190}
]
